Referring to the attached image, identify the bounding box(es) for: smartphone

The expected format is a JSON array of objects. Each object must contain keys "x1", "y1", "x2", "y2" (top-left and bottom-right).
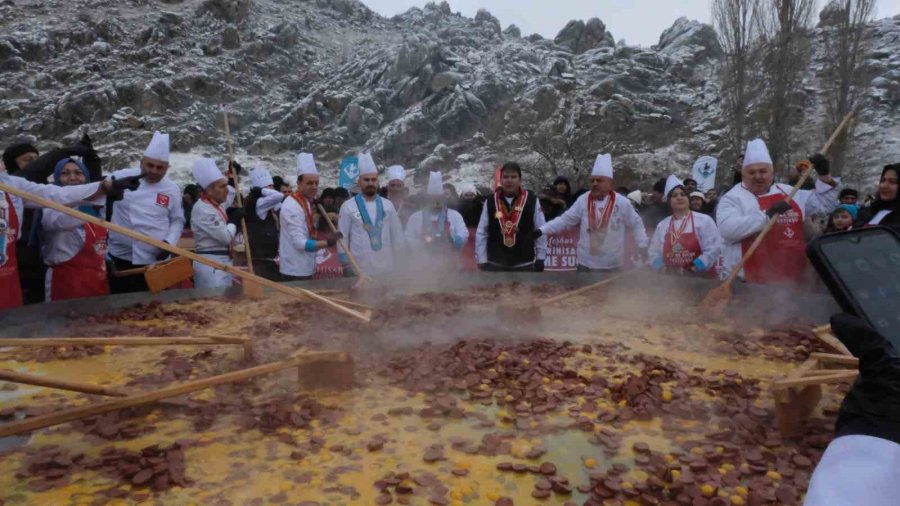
[{"x1": 807, "y1": 226, "x2": 900, "y2": 353}]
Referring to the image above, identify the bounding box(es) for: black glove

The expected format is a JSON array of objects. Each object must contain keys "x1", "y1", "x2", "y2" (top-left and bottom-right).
[
  {"x1": 226, "y1": 207, "x2": 246, "y2": 225},
  {"x1": 533, "y1": 259, "x2": 545, "y2": 272},
  {"x1": 530, "y1": 229, "x2": 543, "y2": 241},
  {"x1": 765, "y1": 200, "x2": 792, "y2": 218},
  {"x1": 249, "y1": 187, "x2": 263, "y2": 200},
  {"x1": 326, "y1": 232, "x2": 343, "y2": 247},
  {"x1": 229, "y1": 160, "x2": 243, "y2": 176},
  {"x1": 478, "y1": 263, "x2": 488, "y2": 271},
  {"x1": 112, "y1": 174, "x2": 142, "y2": 192},
  {"x1": 343, "y1": 265, "x2": 355, "y2": 278},
  {"x1": 809, "y1": 153, "x2": 830, "y2": 176},
  {"x1": 830, "y1": 314, "x2": 900, "y2": 445},
  {"x1": 156, "y1": 244, "x2": 171, "y2": 262}
]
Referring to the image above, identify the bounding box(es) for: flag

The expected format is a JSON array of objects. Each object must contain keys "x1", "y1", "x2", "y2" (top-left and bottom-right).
[
  {"x1": 691, "y1": 156, "x2": 718, "y2": 192},
  {"x1": 492, "y1": 166, "x2": 502, "y2": 190},
  {"x1": 338, "y1": 156, "x2": 358, "y2": 190}
]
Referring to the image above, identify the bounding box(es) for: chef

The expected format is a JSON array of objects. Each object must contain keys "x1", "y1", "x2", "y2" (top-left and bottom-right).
[
  {"x1": 385, "y1": 165, "x2": 412, "y2": 225},
  {"x1": 39, "y1": 158, "x2": 110, "y2": 301},
  {"x1": 476, "y1": 161, "x2": 547, "y2": 272},
  {"x1": 716, "y1": 139, "x2": 838, "y2": 284},
  {"x1": 280, "y1": 153, "x2": 341, "y2": 281},
  {"x1": 107, "y1": 131, "x2": 185, "y2": 293},
  {"x1": 532, "y1": 154, "x2": 647, "y2": 271},
  {"x1": 405, "y1": 171, "x2": 469, "y2": 261},
  {"x1": 337, "y1": 152, "x2": 405, "y2": 277},
  {"x1": 245, "y1": 166, "x2": 284, "y2": 280},
  {"x1": 0, "y1": 160, "x2": 140, "y2": 309},
  {"x1": 648, "y1": 175, "x2": 723, "y2": 275},
  {"x1": 190, "y1": 158, "x2": 240, "y2": 289}
]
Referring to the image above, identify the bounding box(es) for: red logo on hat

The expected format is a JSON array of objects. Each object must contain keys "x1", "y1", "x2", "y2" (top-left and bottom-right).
[{"x1": 156, "y1": 193, "x2": 170, "y2": 207}]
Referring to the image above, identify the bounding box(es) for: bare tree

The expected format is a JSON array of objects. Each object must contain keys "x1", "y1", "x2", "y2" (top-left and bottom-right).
[
  {"x1": 756, "y1": 0, "x2": 816, "y2": 176},
  {"x1": 713, "y1": 0, "x2": 763, "y2": 161},
  {"x1": 820, "y1": 0, "x2": 876, "y2": 175}
]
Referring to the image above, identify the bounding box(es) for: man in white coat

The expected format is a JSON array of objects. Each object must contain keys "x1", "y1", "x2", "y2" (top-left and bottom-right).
[
  {"x1": 385, "y1": 165, "x2": 412, "y2": 226},
  {"x1": 107, "y1": 131, "x2": 185, "y2": 293},
  {"x1": 715, "y1": 139, "x2": 838, "y2": 284},
  {"x1": 405, "y1": 171, "x2": 469, "y2": 264},
  {"x1": 190, "y1": 158, "x2": 239, "y2": 289},
  {"x1": 533, "y1": 154, "x2": 648, "y2": 271},
  {"x1": 279, "y1": 153, "x2": 342, "y2": 281},
  {"x1": 337, "y1": 152, "x2": 404, "y2": 277}
]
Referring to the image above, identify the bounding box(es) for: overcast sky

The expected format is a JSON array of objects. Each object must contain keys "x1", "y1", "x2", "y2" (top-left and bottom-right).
[{"x1": 365, "y1": 0, "x2": 900, "y2": 46}]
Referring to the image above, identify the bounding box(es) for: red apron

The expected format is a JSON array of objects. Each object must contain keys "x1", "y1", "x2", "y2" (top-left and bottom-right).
[
  {"x1": 742, "y1": 189, "x2": 806, "y2": 284},
  {"x1": 663, "y1": 213, "x2": 704, "y2": 272},
  {"x1": 0, "y1": 192, "x2": 22, "y2": 310},
  {"x1": 50, "y1": 223, "x2": 110, "y2": 301}
]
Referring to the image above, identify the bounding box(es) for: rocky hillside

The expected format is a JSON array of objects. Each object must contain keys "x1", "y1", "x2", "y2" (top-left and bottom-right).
[{"x1": 1, "y1": 0, "x2": 897, "y2": 190}]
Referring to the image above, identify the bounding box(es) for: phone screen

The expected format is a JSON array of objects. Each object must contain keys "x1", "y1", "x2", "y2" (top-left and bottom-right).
[{"x1": 816, "y1": 228, "x2": 900, "y2": 351}]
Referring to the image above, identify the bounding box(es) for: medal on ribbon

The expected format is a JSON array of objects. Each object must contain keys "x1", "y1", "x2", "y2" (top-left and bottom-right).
[
  {"x1": 422, "y1": 208, "x2": 447, "y2": 247},
  {"x1": 587, "y1": 192, "x2": 616, "y2": 255},
  {"x1": 494, "y1": 190, "x2": 528, "y2": 248},
  {"x1": 355, "y1": 194, "x2": 385, "y2": 251}
]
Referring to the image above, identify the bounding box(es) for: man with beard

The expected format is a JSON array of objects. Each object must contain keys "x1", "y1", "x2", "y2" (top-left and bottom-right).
[
  {"x1": 405, "y1": 171, "x2": 468, "y2": 266},
  {"x1": 476, "y1": 161, "x2": 547, "y2": 272},
  {"x1": 190, "y1": 158, "x2": 241, "y2": 288},
  {"x1": 107, "y1": 131, "x2": 185, "y2": 293},
  {"x1": 337, "y1": 152, "x2": 404, "y2": 277},
  {"x1": 279, "y1": 153, "x2": 342, "y2": 281}
]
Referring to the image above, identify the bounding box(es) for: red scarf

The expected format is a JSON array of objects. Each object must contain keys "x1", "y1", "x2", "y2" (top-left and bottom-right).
[
  {"x1": 494, "y1": 189, "x2": 528, "y2": 248},
  {"x1": 200, "y1": 196, "x2": 227, "y2": 223},
  {"x1": 588, "y1": 191, "x2": 616, "y2": 232},
  {"x1": 290, "y1": 191, "x2": 316, "y2": 233}
]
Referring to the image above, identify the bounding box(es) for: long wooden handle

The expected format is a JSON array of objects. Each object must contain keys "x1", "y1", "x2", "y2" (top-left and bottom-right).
[
  {"x1": 0, "y1": 337, "x2": 247, "y2": 347},
  {"x1": 317, "y1": 203, "x2": 371, "y2": 282},
  {"x1": 724, "y1": 112, "x2": 855, "y2": 284},
  {"x1": 113, "y1": 266, "x2": 148, "y2": 277},
  {"x1": 0, "y1": 182, "x2": 369, "y2": 323},
  {"x1": 223, "y1": 111, "x2": 255, "y2": 274},
  {"x1": 0, "y1": 369, "x2": 127, "y2": 397},
  {"x1": 0, "y1": 352, "x2": 349, "y2": 438},
  {"x1": 541, "y1": 270, "x2": 637, "y2": 306},
  {"x1": 772, "y1": 370, "x2": 858, "y2": 389}
]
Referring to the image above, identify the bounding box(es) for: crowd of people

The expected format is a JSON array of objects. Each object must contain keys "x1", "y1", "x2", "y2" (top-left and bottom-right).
[{"x1": 1, "y1": 130, "x2": 898, "y2": 311}]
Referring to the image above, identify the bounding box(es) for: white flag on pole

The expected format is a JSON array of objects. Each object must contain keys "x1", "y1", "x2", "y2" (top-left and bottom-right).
[{"x1": 691, "y1": 156, "x2": 718, "y2": 192}]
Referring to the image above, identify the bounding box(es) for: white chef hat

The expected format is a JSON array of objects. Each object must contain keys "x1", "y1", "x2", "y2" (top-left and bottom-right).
[
  {"x1": 250, "y1": 166, "x2": 274, "y2": 188},
  {"x1": 664, "y1": 174, "x2": 684, "y2": 199},
  {"x1": 627, "y1": 189, "x2": 643, "y2": 205},
  {"x1": 192, "y1": 158, "x2": 224, "y2": 189},
  {"x1": 296, "y1": 152, "x2": 318, "y2": 178},
  {"x1": 743, "y1": 138, "x2": 773, "y2": 167},
  {"x1": 591, "y1": 153, "x2": 613, "y2": 178},
  {"x1": 427, "y1": 171, "x2": 443, "y2": 196},
  {"x1": 387, "y1": 165, "x2": 406, "y2": 183},
  {"x1": 143, "y1": 131, "x2": 170, "y2": 162},
  {"x1": 358, "y1": 151, "x2": 377, "y2": 176}
]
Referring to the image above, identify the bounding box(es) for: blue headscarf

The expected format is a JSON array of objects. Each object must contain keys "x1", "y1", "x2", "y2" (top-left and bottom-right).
[
  {"x1": 838, "y1": 203, "x2": 859, "y2": 220},
  {"x1": 27, "y1": 158, "x2": 97, "y2": 248}
]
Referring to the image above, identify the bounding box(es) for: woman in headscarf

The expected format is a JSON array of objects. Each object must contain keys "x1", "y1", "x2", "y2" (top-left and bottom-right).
[
  {"x1": 39, "y1": 158, "x2": 110, "y2": 301},
  {"x1": 857, "y1": 164, "x2": 899, "y2": 232},
  {"x1": 649, "y1": 175, "x2": 723, "y2": 276}
]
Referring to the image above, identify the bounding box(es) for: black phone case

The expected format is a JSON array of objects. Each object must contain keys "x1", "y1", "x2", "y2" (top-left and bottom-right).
[{"x1": 806, "y1": 226, "x2": 900, "y2": 339}]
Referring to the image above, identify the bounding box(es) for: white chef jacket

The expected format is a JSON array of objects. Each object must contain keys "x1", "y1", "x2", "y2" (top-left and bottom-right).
[
  {"x1": 404, "y1": 208, "x2": 469, "y2": 252},
  {"x1": 648, "y1": 211, "x2": 723, "y2": 271},
  {"x1": 255, "y1": 188, "x2": 283, "y2": 220},
  {"x1": 279, "y1": 194, "x2": 318, "y2": 277},
  {"x1": 191, "y1": 198, "x2": 236, "y2": 253},
  {"x1": 40, "y1": 206, "x2": 107, "y2": 266},
  {"x1": 715, "y1": 180, "x2": 838, "y2": 279},
  {"x1": 107, "y1": 168, "x2": 184, "y2": 266},
  {"x1": 539, "y1": 191, "x2": 648, "y2": 270},
  {"x1": 337, "y1": 196, "x2": 405, "y2": 276},
  {"x1": 805, "y1": 435, "x2": 900, "y2": 506},
  {"x1": 475, "y1": 195, "x2": 548, "y2": 266},
  {"x1": 0, "y1": 172, "x2": 103, "y2": 240}
]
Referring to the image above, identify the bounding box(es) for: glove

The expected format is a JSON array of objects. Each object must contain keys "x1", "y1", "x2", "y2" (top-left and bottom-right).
[
  {"x1": 809, "y1": 153, "x2": 830, "y2": 176},
  {"x1": 156, "y1": 243, "x2": 171, "y2": 262},
  {"x1": 229, "y1": 160, "x2": 243, "y2": 176},
  {"x1": 105, "y1": 175, "x2": 142, "y2": 200},
  {"x1": 529, "y1": 229, "x2": 543, "y2": 241},
  {"x1": 478, "y1": 263, "x2": 488, "y2": 271},
  {"x1": 765, "y1": 200, "x2": 792, "y2": 218},
  {"x1": 830, "y1": 313, "x2": 900, "y2": 444},
  {"x1": 533, "y1": 259, "x2": 545, "y2": 272},
  {"x1": 226, "y1": 207, "x2": 246, "y2": 225},
  {"x1": 326, "y1": 232, "x2": 343, "y2": 247},
  {"x1": 651, "y1": 257, "x2": 664, "y2": 271},
  {"x1": 249, "y1": 187, "x2": 263, "y2": 200}
]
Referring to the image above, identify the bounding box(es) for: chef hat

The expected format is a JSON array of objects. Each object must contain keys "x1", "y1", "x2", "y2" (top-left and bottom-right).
[
  {"x1": 627, "y1": 189, "x2": 643, "y2": 206},
  {"x1": 250, "y1": 166, "x2": 274, "y2": 188},
  {"x1": 743, "y1": 138, "x2": 773, "y2": 167},
  {"x1": 591, "y1": 153, "x2": 613, "y2": 178},
  {"x1": 664, "y1": 174, "x2": 684, "y2": 199},
  {"x1": 387, "y1": 165, "x2": 406, "y2": 183},
  {"x1": 143, "y1": 131, "x2": 170, "y2": 162},
  {"x1": 296, "y1": 152, "x2": 318, "y2": 178},
  {"x1": 192, "y1": 158, "x2": 224, "y2": 190},
  {"x1": 427, "y1": 171, "x2": 443, "y2": 196},
  {"x1": 358, "y1": 151, "x2": 377, "y2": 176}
]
